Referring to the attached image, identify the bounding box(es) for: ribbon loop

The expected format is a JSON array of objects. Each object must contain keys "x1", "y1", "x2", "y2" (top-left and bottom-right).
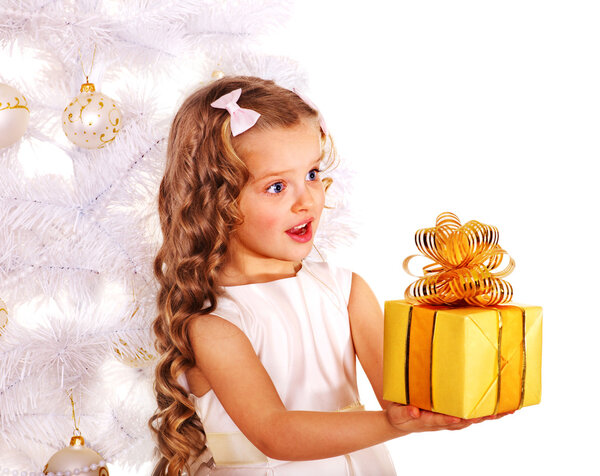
[
  {"x1": 292, "y1": 87, "x2": 329, "y2": 135},
  {"x1": 404, "y1": 212, "x2": 514, "y2": 306},
  {"x1": 210, "y1": 88, "x2": 261, "y2": 137}
]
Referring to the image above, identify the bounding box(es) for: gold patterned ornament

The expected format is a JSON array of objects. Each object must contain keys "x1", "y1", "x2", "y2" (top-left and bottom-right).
[
  {"x1": 212, "y1": 69, "x2": 226, "y2": 80},
  {"x1": 0, "y1": 298, "x2": 7, "y2": 336},
  {"x1": 112, "y1": 289, "x2": 156, "y2": 366},
  {"x1": 62, "y1": 81, "x2": 122, "y2": 149},
  {"x1": 44, "y1": 435, "x2": 109, "y2": 476},
  {"x1": 113, "y1": 338, "x2": 156, "y2": 367},
  {"x1": 0, "y1": 83, "x2": 30, "y2": 148}
]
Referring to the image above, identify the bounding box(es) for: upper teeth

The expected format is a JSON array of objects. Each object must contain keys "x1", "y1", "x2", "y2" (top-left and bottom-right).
[{"x1": 292, "y1": 223, "x2": 307, "y2": 230}]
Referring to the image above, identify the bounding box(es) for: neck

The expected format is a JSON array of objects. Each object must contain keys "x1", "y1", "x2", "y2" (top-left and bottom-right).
[{"x1": 218, "y1": 255, "x2": 302, "y2": 286}]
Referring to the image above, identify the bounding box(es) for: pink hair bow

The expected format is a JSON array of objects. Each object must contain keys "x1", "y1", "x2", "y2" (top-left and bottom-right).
[
  {"x1": 210, "y1": 88, "x2": 261, "y2": 137},
  {"x1": 293, "y1": 88, "x2": 328, "y2": 135}
]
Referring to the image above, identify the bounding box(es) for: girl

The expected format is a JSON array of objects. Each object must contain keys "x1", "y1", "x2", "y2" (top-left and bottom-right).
[{"x1": 150, "y1": 76, "x2": 489, "y2": 476}]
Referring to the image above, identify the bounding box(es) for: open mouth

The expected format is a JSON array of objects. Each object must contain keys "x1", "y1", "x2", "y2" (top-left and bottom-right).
[
  {"x1": 288, "y1": 222, "x2": 309, "y2": 235},
  {"x1": 285, "y1": 220, "x2": 313, "y2": 242}
]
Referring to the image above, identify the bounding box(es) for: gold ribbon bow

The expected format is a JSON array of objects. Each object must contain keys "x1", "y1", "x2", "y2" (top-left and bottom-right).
[{"x1": 403, "y1": 212, "x2": 515, "y2": 306}]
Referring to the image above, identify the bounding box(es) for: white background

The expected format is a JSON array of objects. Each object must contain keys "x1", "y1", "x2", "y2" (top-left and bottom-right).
[{"x1": 259, "y1": 1, "x2": 599, "y2": 474}]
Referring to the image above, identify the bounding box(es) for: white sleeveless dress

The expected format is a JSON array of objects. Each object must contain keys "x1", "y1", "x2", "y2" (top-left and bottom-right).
[{"x1": 182, "y1": 260, "x2": 396, "y2": 475}]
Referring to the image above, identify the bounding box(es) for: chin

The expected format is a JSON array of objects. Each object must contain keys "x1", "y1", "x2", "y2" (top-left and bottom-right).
[{"x1": 279, "y1": 244, "x2": 315, "y2": 263}]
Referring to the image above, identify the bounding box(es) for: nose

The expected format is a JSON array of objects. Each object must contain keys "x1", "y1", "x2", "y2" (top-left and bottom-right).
[{"x1": 291, "y1": 183, "x2": 315, "y2": 213}]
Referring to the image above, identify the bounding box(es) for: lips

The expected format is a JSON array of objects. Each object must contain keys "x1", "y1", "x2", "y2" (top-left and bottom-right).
[{"x1": 285, "y1": 219, "x2": 313, "y2": 243}]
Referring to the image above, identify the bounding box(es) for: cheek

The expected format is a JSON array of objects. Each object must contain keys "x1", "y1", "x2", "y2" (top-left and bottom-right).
[
  {"x1": 239, "y1": 191, "x2": 278, "y2": 231},
  {"x1": 243, "y1": 201, "x2": 283, "y2": 232},
  {"x1": 315, "y1": 185, "x2": 326, "y2": 214}
]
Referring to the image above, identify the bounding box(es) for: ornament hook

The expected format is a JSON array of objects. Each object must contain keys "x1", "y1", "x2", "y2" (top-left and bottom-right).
[
  {"x1": 78, "y1": 44, "x2": 97, "y2": 84},
  {"x1": 69, "y1": 389, "x2": 81, "y2": 436}
]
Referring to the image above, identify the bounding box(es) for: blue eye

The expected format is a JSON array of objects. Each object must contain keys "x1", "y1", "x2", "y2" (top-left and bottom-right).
[
  {"x1": 306, "y1": 168, "x2": 320, "y2": 181},
  {"x1": 266, "y1": 182, "x2": 285, "y2": 194}
]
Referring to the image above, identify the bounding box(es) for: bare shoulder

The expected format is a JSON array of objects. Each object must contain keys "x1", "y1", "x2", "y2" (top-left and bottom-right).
[
  {"x1": 186, "y1": 314, "x2": 247, "y2": 396},
  {"x1": 348, "y1": 272, "x2": 380, "y2": 314},
  {"x1": 187, "y1": 313, "x2": 253, "y2": 367},
  {"x1": 188, "y1": 313, "x2": 243, "y2": 342}
]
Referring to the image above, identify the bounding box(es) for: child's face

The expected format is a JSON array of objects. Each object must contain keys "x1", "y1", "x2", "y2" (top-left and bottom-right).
[{"x1": 232, "y1": 119, "x2": 325, "y2": 269}]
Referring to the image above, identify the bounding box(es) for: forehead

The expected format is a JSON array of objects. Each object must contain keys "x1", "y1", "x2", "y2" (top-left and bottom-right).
[{"x1": 236, "y1": 120, "x2": 322, "y2": 177}]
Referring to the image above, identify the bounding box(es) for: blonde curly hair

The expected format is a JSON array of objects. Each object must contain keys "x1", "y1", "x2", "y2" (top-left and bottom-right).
[{"x1": 150, "y1": 76, "x2": 334, "y2": 475}]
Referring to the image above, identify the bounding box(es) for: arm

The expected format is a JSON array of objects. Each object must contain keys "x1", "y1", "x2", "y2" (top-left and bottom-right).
[
  {"x1": 188, "y1": 312, "x2": 476, "y2": 462},
  {"x1": 188, "y1": 314, "x2": 408, "y2": 461},
  {"x1": 346, "y1": 272, "x2": 390, "y2": 410}
]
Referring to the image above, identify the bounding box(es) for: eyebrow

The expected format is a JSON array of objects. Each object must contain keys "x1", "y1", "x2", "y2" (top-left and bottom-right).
[{"x1": 252, "y1": 158, "x2": 322, "y2": 182}]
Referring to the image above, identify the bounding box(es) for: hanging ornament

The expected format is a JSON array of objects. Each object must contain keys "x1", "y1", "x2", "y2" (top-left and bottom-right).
[
  {"x1": 0, "y1": 83, "x2": 30, "y2": 148},
  {"x1": 113, "y1": 337, "x2": 156, "y2": 367},
  {"x1": 62, "y1": 81, "x2": 122, "y2": 149},
  {"x1": 42, "y1": 392, "x2": 110, "y2": 476},
  {"x1": 212, "y1": 69, "x2": 226, "y2": 80},
  {"x1": 44, "y1": 434, "x2": 109, "y2": 476},
  {"x1": 62, "y1": 46, "x2": 122, "y2": 149},
  {"x1": 0, "y1": 395, "x2": 112, "y2": 476},
  {"x1": 112, "y1": 289, "x2": 156, "y2": 367},
  {"x1": 0, "y1": 298, "x2": 7, "y2": 336}
]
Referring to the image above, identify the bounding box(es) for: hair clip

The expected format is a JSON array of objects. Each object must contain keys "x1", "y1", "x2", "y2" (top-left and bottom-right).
[
  {"x1": 210, "y1": 88, "x2": 261, "y2": 137},
  {"x1": 293, "y1": 88, "x2": 328, "y2": 135}
]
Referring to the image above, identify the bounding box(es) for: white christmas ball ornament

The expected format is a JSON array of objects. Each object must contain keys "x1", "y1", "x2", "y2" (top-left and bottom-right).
[
  {"x1": 0, "y1": 83, "x2": 30, "y2": 148},
  {"x1": 0, "y1": 298, "x2": 7, "y2": 336},
  {"x1": 44, "y1": 436, "x2": 108, "y2": 476},
  {"x1": 62, "y1": 82, "x2": 122, "y2": 149}
]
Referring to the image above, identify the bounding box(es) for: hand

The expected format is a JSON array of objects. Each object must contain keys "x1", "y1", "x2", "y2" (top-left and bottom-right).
[{"x1": 385, "y1": 403, "x2": 514, "y2": 435}]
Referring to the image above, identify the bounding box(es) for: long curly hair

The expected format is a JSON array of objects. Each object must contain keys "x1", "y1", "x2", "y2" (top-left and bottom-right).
[{"x1": 149, "y1": 76, "x2": 335, "y2": 475}]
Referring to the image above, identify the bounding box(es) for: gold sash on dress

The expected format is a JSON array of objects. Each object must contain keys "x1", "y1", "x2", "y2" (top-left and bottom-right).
[{"x1": 207, "y1": 402, "x2": 365, "y2": 466}]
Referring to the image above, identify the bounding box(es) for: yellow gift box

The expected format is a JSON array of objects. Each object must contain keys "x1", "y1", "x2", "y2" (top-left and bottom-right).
[
  {"x1": 383, "y1": 300, "x2": 542, "y2": 419},
  {"x1": 384, "y1": 212, "x2": 543, "y2": 418}
]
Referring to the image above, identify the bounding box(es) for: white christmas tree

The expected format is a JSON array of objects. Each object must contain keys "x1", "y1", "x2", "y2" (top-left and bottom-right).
[{"x1": 0, "y1": 1, "x2": 355, "y2": 473}]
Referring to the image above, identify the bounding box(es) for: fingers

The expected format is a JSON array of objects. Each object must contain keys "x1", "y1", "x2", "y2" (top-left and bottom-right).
[
  {"x1": 451, "y1": 410, "x2": 516, "y2": 427},
  {"x1": 495, "y1": 410, "x2": 515, "y2": 418},
  {"x1": 392, "y1": 407, "x2": 468, "y2": 433},
  {"x1": 417, "y1": 410, "x2": 462, "y2": 428},
  {"x1": 447, "y1": 423, "x2": 473, "y2": 431},
  {"x1": 478, "y1": 410, "x2": 515, "y2": 422},
  {"x1": 387, "y1": 404, "x2": 516, "y2": 435},
  {"x1": 386, "y1": 405, "x2": 460, "y2": 431},
  {"x1": 386, "y1": 404, "x2": 421, "y2": 427}
]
